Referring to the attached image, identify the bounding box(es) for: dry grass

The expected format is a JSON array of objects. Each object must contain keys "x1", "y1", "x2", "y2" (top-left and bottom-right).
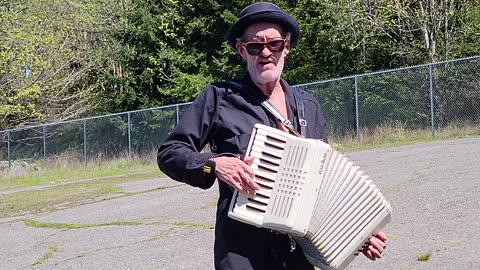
[{"x1": 330, "y1": 122, "x2": 480, "y2": 152}]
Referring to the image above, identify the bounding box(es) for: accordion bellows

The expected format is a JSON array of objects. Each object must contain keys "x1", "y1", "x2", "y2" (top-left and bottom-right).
[{"x1": 228, "y1": 124, "x2": 392, "y2": 270}]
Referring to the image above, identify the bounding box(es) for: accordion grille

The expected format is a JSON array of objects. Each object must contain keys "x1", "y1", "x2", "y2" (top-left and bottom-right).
[{"x1": 267, "y1": 145, "x2": 308, "y2": 219}]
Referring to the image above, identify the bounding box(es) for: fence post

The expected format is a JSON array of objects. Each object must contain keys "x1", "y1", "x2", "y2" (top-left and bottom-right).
[
  {"x1": 429, "y1": 64, "x2": 436, "y2": 138},
  {"x1": 176, "y1": 104, "x2": 180, "y2": 125},
  {"x1": 127, "y1": 112, "x2": 132, "y2": 157},
  {"x1": 83, "y1": 120, "x2": 87, "y2": 165},
  {"x1": 42, "y1": 125, "x2": 47, "y2": 163},
  {"x1": 354, "y1": 76, "x2": 360, "y2": 139},
  {"x1": 7, "y1": 130, "x2": 11, "y2": 170}
]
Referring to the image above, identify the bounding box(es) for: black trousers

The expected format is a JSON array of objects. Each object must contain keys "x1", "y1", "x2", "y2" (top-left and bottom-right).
[{"x1": 214, "y1": 218, "x2": 314, "y2": 270}]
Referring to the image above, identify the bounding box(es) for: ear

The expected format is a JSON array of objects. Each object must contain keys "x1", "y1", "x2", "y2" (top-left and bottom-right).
[
  {"x1": 283, "y1": 40, "x2": 291, "y2": 57},
  {"x1": 236, "y1": 42, "x2": 248, "y2": 60}
]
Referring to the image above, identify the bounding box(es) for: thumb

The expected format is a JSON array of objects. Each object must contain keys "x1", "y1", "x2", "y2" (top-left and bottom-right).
[{"x1": 243, "y1": 155, "x2": 255, "y2": 165}]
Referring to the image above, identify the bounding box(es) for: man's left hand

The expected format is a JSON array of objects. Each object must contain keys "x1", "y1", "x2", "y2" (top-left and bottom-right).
[{"x1": 362, "y1": 230, "x2": 387, "y2": 260}]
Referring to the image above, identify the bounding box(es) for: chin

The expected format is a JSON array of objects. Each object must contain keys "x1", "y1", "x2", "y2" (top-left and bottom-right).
[{"x1": 255, "y1": 71, "x2": 280, "y2": 84}]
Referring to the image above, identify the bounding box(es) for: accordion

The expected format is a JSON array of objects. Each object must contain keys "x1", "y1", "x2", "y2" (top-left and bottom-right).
[{"x1": 227, "y1": 124, "x2": 392, "y2": 270}]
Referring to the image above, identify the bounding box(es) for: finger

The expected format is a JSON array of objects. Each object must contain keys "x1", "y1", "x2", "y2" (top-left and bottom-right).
[
  {"x1": 229, "y1": 176, "x2": 245, "y2": 193},
  {"x1": 368, "y1": 245, "x2": 383, "y2": 259},
  {"x1": 243, "y1": 155, "x2": 255, "y2": 165},
  {"x1": 369, "y1": 236, "x2": 386, "y2": 251},
  {"x1": 244, "y1": 176, "x2": 260, "y2": 191},
  {"x1": 371, "y1": 242, "x2": 384, "y2": 254},
  {"x1": 240, "y1": 172, "x2": 259, "y2": 193},
  {"x1": 362, "y1": 249, "x2": 375, "y2": 260},
  {"x1": 243, "y1": 166, "x2": 255, "y2": 178},
  {"x1": 236, "y1": 163, "x2": 259, "y2": 191},
  {"x1": 233, "y1": 182, "x2": 246, "y2": 194},
  {"x1": 376, "y1": 231, "x2": 388, "y2": 242},
  {"x1": 218, "y1": 170, "x2": 246, "y2": 193},
  {"x1": 240, "y1": 158, "x2": 255, "y2": 178}
]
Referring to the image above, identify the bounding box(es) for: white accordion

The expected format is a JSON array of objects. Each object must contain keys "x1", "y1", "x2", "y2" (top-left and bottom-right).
[{"x1": 228, "y1": 124, "x2": 392, "y2": 270}]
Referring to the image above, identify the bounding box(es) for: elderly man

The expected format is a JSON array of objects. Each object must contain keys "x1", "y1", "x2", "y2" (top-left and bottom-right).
[{"x1": 157, "y1": 2, "x2": 387, "y2": 269}]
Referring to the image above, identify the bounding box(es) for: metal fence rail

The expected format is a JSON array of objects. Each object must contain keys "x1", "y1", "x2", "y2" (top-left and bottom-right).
[{"x1": 1, "y1": 56, "x2": 479, "y2": 170}]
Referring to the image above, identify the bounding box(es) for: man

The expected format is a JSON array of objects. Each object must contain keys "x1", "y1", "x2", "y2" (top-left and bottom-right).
[{"x1": 157, "y1": 2, "x2": 386, "y2": 269}]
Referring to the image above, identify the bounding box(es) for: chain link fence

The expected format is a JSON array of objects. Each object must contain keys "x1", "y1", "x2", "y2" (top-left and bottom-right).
[
  {"x1": 300, "y1": 55, "x2": 480, "y2": 138},
  {"x1": 0, "y1": 103, "x2": 191, "y2": 170},
  {"x1": 1, "y1": 56, "x2": 479, "y2": 170}
]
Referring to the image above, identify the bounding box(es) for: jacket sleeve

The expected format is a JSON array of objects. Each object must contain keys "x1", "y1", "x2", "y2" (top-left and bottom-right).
[{"x1": 157, "y1": 85, "x2": 220, "y2": 189}]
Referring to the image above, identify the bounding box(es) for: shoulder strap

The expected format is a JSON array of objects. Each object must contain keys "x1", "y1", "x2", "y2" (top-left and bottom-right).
[
  {"x1": 227, "y1": 81, "x2": 304, "y2": 137},
  {"x1": 292, "y1": 86, "x2": 307, "y2": 136}
]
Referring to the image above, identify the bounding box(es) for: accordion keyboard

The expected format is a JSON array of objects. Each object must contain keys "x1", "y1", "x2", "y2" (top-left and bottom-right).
[{"x1": 228, "y1": 127, "x2": 289, "y2": 226}]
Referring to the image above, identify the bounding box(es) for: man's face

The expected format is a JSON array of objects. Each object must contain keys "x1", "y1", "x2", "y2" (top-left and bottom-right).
[{"x1": 236, "y1": 22, "x2": 290, "y2": 86}]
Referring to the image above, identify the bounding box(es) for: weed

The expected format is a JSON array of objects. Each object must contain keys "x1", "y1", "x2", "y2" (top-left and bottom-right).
[
  {"x1": 417, "y1": 252, "x2": 432, "y2": 262},
  {"x1": 24, "y1": 219, "x2": 142, "y2": 229},
  {"x1": 32, "y1": 244, "x2": 58, "y2": 266}
]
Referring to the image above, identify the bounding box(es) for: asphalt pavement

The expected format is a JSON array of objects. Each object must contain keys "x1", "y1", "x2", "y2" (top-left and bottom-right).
[{"x1": 1, "y1": 138, "x2": 479, "y2": 270}]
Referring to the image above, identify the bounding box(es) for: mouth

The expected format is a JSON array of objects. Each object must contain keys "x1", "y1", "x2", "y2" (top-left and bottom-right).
[{"x1": 259, "y1": 59, "x2": 275, "y2": 68}]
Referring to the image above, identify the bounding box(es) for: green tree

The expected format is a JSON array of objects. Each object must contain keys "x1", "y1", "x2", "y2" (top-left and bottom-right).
[
  {"x1": 1, "y1": 0, "x2": 479, "y2": 130},
  {"x1": 97, "y1": 0, "x2": 252, "y2": 112},
  {"x1": 0, "y1": 0, "x2": 118, "y2": 129}
]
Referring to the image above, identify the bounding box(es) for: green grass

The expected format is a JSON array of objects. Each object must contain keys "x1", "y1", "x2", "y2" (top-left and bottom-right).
[
  {"x1": 24, "y1": 219, "x2": 142, "y2": 229},
  {"x1": 152, "y1": 220, "x2": 214, "y2": 230},
  {"x1": 0, "y1": 156, "x2": 162, "y2": 191},
  {"x1": 170, "y1": 221, "x2": 213, "y2": 229},
  {"x1": 417, "y1": 252, "x2": 432, "y2": 262},
  {"x1": 23, "y1": 219, "x2": 213, "y2": 230},
  {"x1": 0, "y1": 174, "x2": 172, "y2": 219},
  {"x1": 32, "y1": 244, "x2": 58, "y2": 266}
]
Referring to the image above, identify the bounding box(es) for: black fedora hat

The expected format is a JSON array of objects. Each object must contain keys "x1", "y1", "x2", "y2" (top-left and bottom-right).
[{"x1": 226, "y1": 2, "x2": 300, "y2": 49}]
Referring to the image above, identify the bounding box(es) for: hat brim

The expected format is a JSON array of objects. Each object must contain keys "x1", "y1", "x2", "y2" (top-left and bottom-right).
[{"x1": 226, "y1": 10, "x2": 300, "y2": 49}]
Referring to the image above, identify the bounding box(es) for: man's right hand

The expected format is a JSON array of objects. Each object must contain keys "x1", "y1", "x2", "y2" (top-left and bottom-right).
[{"x1": 213, "y1": 155, "x2": 260, "y2": 194}]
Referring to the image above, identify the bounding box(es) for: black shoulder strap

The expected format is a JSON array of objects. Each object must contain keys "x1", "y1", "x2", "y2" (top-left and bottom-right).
[{"x1": 227, "y1": 81, "x2": 305, "y2": 137}]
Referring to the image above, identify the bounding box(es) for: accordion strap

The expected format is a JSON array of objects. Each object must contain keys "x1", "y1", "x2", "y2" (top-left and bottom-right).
[
  {"x1": 228, "y1": 81, "x2": 305, "y2": 137},
  {"x1": 292, "y1": 86, "x2": 307, "y2": 136}
]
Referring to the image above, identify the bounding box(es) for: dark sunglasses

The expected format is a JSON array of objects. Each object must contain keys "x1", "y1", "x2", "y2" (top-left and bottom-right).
[{"x1": 239, "y1": 37, "x2": 289, "y2": 56}]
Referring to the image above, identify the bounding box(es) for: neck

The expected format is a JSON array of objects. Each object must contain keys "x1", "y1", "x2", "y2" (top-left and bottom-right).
[{"x1": 255, "y1": 80, "x2": 283, "y2": 98}]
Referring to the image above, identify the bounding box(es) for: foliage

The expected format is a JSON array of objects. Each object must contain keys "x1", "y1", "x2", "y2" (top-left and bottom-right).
[
  {"x1": 0, "y1": 0, "x2": 119, "y2": 129},
  {"x1": 96, "y1": 0, "x2": 235, "y2": 112},
  {"x1": 0, "y1": 0, "x2": 479, "y2": 129}
]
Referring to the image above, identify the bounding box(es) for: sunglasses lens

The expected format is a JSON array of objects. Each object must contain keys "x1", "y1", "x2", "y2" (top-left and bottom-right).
[
  {"x1": 244, "y1": 40, "x2": 285, "y2": 55},
  {"x1": 245, "y1": 43, "x2": 264, "y2": 55},
  {"x1": 268, "y1": 40, "x2": 285, "y2": 51}
]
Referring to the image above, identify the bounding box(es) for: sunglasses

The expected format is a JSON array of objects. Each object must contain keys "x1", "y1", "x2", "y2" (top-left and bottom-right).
[{"x1": 239, "y1": 36, "x2": 289, "y2": 56}]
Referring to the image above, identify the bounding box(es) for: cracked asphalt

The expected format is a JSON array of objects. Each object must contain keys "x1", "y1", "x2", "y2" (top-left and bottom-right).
[{"x1": 1, "y1": 138, "x2": 479, "y2": 270}]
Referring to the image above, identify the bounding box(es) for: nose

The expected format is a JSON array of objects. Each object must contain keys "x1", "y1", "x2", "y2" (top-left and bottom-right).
[{"x1": 260, "y1": 45, "x2": 273, "y2": 56}]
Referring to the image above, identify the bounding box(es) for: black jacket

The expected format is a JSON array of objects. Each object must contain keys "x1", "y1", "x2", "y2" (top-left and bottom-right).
[{"x1": 157, "y1": 74, "x2": 328, "y2": 270}]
